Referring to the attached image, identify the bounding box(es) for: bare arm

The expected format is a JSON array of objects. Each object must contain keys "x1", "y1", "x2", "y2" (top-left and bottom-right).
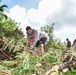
[{"x1": 30, "y1": 30, "x2": 38, "y2": 47}]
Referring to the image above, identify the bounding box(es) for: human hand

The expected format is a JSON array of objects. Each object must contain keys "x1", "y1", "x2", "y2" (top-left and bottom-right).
[{"x1": 29, "y1": 46, "x2": 33, "y2": 50}]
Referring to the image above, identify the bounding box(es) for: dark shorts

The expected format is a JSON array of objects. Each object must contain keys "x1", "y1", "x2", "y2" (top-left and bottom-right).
[{"x1": 36, "y1": 38, "x2": 47, "y2": 47}]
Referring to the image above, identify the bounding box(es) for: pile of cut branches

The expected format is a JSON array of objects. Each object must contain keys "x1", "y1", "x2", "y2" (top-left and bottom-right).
[{"x1": 44, "y1": 50, "x2": 76, "y2": 75}]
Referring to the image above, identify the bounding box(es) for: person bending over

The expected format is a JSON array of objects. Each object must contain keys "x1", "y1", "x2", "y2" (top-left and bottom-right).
[{"x1": 26, "y1": 26, "x2": 47, "y2": 53}]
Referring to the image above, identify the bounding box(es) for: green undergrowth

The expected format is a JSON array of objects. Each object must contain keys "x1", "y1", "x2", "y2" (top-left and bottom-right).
[
  {"x1": 0, "y1": 48, "x2": 63, "y2": 75},
  {"x1": 63, "y1": 66, "x2": 76, "y2": 75},
  {"x1": 0, "y1": 48, "x2": 76, "y2": 75}
]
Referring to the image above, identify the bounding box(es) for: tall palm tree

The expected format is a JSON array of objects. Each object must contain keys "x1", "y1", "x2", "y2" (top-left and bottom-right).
[{"x1": 0, "y1": 2, "x2": 8, "y2": 20}]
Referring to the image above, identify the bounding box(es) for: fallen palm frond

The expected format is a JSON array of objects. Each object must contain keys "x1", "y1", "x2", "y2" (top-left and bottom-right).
[
  {"x1": 0, "y1": 69, "x2": 13, "y2": 75},
  {"x1": 43, "y1": 51, "x2": 76, "y2": 75},
  {"x1": 0, "y1": 49, "x2": 11, "y2": 60}
]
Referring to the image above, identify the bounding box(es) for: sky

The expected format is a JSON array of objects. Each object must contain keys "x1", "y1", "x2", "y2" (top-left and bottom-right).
[{"x1": 1, "y1": 0, "x2": 76, "y2": 43}]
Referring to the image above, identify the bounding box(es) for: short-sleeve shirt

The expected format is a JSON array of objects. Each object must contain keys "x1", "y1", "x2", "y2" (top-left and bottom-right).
[{"x1": 67, "y1": 41, "x2": 71, "y2": 47}]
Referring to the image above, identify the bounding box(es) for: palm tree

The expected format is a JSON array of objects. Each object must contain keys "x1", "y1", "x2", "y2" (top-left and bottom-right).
[{"x1": 0, "y1": 3, "x2": 8, "y2": 20}]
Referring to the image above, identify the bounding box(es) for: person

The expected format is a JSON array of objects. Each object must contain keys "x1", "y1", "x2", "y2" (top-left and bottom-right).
[
  {"x1": 72, "y1": 39, "x2": 76, "y2": 52},
  {"x1": 66, "y1": 38, "x2": 71, "y2": 50},
  {"x1": 26, "y1": 26, "x2": 47, "y2": 53}
]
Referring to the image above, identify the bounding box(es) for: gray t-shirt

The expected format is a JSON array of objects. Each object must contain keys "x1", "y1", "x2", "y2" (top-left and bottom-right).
[{"x1": 27, "y1": 29, "x2": 46, "y2": 47}]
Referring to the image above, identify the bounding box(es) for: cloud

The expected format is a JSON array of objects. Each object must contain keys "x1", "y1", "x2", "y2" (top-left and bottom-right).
[
  {"x1": 5, "y1": 0, "x2": 76, "y2": 40},
  {"x1": 45, "y1": 0, "x2": 76, "y2": 35},
  {"x1": 5, "y1": 5, "x2": 30, "y2": 34},
  {"x1": 27, "y1": 0, "x2": 62, "y2": 27},
  {"x1": 7, "y1": 5, "x2": 26, "y2": 22}
]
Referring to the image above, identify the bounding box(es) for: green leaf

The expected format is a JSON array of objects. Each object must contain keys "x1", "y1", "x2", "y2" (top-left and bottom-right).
[{"x1": 70, "y1": 66, "x2": 76, "y2": 73}]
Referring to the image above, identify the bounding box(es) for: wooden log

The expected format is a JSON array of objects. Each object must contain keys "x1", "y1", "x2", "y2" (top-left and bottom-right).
[{"x1": 0, "y1": 49, "x2": 11, "y2": 60}]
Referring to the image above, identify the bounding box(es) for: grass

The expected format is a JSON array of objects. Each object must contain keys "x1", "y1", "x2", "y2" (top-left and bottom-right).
[{"x1": 0, "y1": 47, "x2": 76, "y2": 75}]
